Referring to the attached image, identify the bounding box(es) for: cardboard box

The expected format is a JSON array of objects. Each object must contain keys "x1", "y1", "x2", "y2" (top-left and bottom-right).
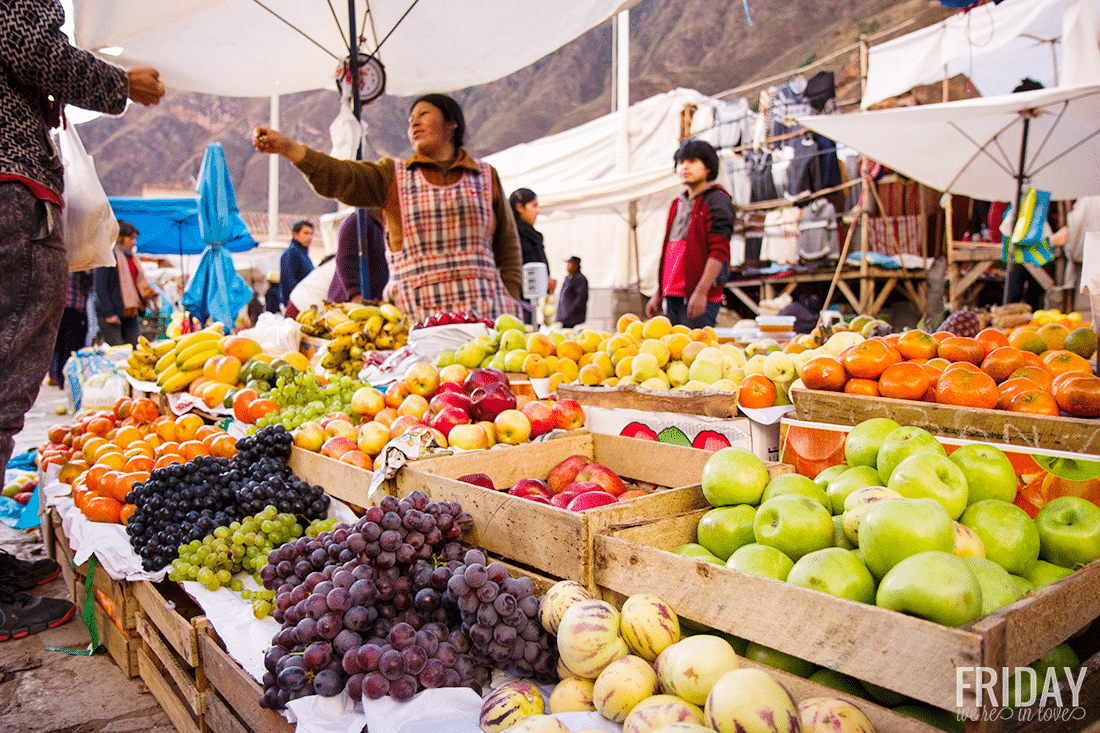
[{"x1": 395, "y1": 431, "x2": 790, "y2": 591}]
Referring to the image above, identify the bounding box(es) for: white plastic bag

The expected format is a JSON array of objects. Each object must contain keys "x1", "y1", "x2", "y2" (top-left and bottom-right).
[
  {"x1": 237, "y1": 311, "x2": 302, "y2": 355},
  {"x1": 55, "y1": 122, "x2": 118, "y2": 271}
]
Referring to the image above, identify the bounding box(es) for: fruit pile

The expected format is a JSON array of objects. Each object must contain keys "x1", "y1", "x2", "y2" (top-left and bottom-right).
[
  {"x1": 258, "y1": 491, "x2": 559, "y2": 710},
  {"x1": 289, "y1": 364, "x2": 585, "y2": 470},
  {"x1": 459, "y1": 454, "x2": 663, "y2": 511},
  {"x1": 686, "y1": 423, "x2": 1100, "y2": 632},
  {"x1": 795, "y1": 322, "x2": 1100, "y2": 416},
  {"x1": 231, "y1": 372, "x2": 369, "y2": 432},
  {"x1": 296, "y1": 302, "x2": 410, "y2": 375},
  {"x1": 124, "y1": 425, "x2": 330, "y2": 571},
  {"x1": 412, "y1": 311, "x2": 494, "y2": 330},
  {"x1": 483, "y1": 583, "x2": 880, "y2": 733}
]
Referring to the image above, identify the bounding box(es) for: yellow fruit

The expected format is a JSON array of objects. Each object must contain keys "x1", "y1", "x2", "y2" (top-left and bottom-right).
[
  {"x1": 1064, "y1": 327, "x2": 1098, "y2": 359},
  {"x1": 1038, "y1": 322, "x2": 1071, "y2": 351}
]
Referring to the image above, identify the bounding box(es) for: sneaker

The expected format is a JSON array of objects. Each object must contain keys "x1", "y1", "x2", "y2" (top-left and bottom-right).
[
  {"x1": 0, "y1": 551, "x2": 61, "y2": 591},
  {"x1": 0, "y1": 588, "x2": 75, "y2": 641}
]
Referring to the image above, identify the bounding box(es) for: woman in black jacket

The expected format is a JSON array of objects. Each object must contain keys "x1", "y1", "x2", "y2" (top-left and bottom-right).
[{"x1": 510, "y1": 188, "x2": 556, "y2": 324}]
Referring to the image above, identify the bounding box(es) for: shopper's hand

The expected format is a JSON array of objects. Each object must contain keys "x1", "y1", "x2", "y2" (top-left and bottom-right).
[
  {"x1": 253, "y1": 127, "x2": 305, "y2": 163},
  {"x1": 547, "y1": 278, "x2": 557, "y2": 295},
  {"x1": 106, "y1": 315, "x2": 120, "y2": 325},
  {"x1": 645, "y1": 294, "x2": 661, "y2": 319},
  {"x1": 127, "y1": 68, "x2": 165, "y2": 105},
  {"x1": 687, "y1": 290, "x2": 707, "y2": 320}
]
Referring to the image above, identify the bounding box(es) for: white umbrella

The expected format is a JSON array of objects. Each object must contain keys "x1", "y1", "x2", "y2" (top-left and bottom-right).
[
  {"x1": 798, "y1": 82, "x2": 1100, "y2": 303},
  {"x1": 72, "y1": 0, "x2": 639, "y2": 97}
]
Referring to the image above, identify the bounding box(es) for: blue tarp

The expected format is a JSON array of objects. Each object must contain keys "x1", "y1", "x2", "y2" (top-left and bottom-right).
[{"x1": 108, "y1": 196, "x2": 256, "y2": 255}]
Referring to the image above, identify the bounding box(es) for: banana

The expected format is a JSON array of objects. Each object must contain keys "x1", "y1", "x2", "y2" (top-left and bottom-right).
[
  {"x1": 176, "y1": 339, "x2": 223, "y2": 367},
  {"x1": 323, "y1": 310, "x2": 350, "y2": 331},
  {"x1": 379, "y1": 303, "x2": 402, "y2": 323},
  {"x1": 155, "y1": 351, "x2": 178, "y2": 373},
  {"x1": 178, "y1": 348, "x2": 222, "y2": 372},
  {"x1": 375, "y1": 333, "x2": 394, "y2": 350},
  {"x1": 296, "y1": 305, "x2": 320, "y2": 326},
  {"x1": 156, "y1": 363, "x2": 181, "y2": 387},
  {"x1": 364, "y1": 315, "x2": 384, "y2": 340},
  {"x1": 347, "y1": 304, "x2": 381, "y2": 322},
  {"x1": 161, "y1": 368, "x2": 204, "y2": 393},
  {"x1": 330, "y1": 320, "x2": 363, "y2": 338},
  {"x1": 327, "y1": 336, "x2": 354, "y2": 355},
  {"x1": 152, "y1": 339, "x2": 178, "y2": 357},
  {"x1": 138, "y1": 335, "x2": 152, "y2": 350},
  {"x1": 320, "y1": 351, "x2": 343, "y2": 370},
  {"x1": 175, "y1": 330, "x2": 221, "y2": 353}
]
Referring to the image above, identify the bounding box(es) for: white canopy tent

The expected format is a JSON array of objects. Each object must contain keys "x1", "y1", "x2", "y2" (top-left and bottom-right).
[
  {"x1": 72, "y1": 0, "x2": 640, "y2": 98},
  {"x1": 486, "y1": 88, "x2": 724, "y2": 294},
  {"x1": 862, "y1": 0, "x2": 1100, "y2": 109}
]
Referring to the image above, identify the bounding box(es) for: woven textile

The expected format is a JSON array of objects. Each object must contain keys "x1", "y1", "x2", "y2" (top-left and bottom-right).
[
  {"x1": 387, "y1": 160, "x2": 521, "y2": 324},
  {"x1": 867, "y1": 214, "x2": 923, "y2": 257}
]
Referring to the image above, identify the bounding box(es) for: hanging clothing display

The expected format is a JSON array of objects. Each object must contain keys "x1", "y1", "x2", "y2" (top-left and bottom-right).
[
  {"x1": 767, "y1": 76, "x2": 811, "y2": 138},
  {"x1": 770, "y1": 145, "x2": 795, "y2": 199},
  {"x1": 761, "y1": 206, "x2": 801, "y2": 265},
  {"x1": 726, "y1": 153, "x2": 752, "y2": 208},
  {"x1": 805, "y1": 71, "x2": 836, "y2": 112},
  {"x1": 787, "y1": 134, "x2": 823, "y2": 198},
  {"x1": 747, "y1": 149, "x2": 777, "y2": 203},
  {"x1": 797, "y1": 198, "x2": 839, "y2": 262}
]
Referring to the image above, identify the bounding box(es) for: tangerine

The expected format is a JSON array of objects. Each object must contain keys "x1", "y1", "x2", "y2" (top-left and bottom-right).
[
  {"x1": 1053, "y1": 374, "x2": 1100, "y2": 417},
  {"x1": 998, "y1": 377, "x2": 1043, "y2": 410},
  {"x1": 119, "y1": 503, "x2": 137, "y2": 526},
  {"x1": 937, "y1": 368, "x2": 998, "y2": 409},
  {"x1": 840, "y1": 339, "x2": 901, "y2": 380},
  {"x1": 1007, "y1": 389, "x2": 1060, "y2": 416},
  {"x1": 1008, "y1": 328, "x2": 1047, "y2": 355},
  {"x1": 1007, "y1": 365, "x2": 1054, "y2": 393},
  {"x1": 1041, "y1": 350, "x2": 1092, "y2": 377},
  {"x1": 938, "y1": 336, "x2": 985, "y2": 365},
  {"x1": 843, "y1": 378, "x2": 880, "y2": 396},
  {"x1": 896, "y1": 330, "x2": 939, "y2": 361},
  {"x1": 800, "y1": 355, "x2": 847, "y2": 391},
  {"x1": 84, "y1": 496, "x2": 122, "y2": 524},
  {"x1": 980, "y1": 346, "x2": 1027, "y2": 384},
  {"x1": 738, "y1": 374, "x2": 778, "y2": 409},
  {"x1": 232, "y1": 388, "x2": 259, "y2": 424},
  {"x1": 975, "y1": 328, "x2": 1011, "y2": 357},
  {"x1": 878, "y1": 362, "x2": 930, "y2": 401}
]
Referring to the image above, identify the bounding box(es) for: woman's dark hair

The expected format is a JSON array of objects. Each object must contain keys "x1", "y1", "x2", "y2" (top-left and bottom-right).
[
  {"x1": 509, "y1": 188, "x2": 537, "y2": 215},
  {"x1": 117, "y1": 220, "x2": 138, "y2": 238},
  {"x1": 673, "y1": 139, "x2": 720, "y2": 181},
  {"x1": 411, "y1": 93, "x2": 466, "y2": 150}
]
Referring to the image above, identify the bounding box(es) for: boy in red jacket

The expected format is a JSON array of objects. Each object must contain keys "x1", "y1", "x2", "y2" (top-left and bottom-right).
[{"x1": 646, "y1": 140, "x2": 733, "y2": 328}]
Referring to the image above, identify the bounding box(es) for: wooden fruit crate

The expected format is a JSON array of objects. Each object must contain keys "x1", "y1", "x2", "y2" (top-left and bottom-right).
[
  {"x1": 200, "y1": 626, "x2": 294, "y2": 733},
  {"x1": 132, "y1": 580, "x2": 209, "y2": 733},
  {"x1": 594, "y1": 510, "x2": 1100, "y2": 730},
  {"x1": 790, "y1": 387, "x2": 1100, "y2": 455},
  {"x1": 394, "y1": 431, "x2": 791, "y2": 592},
  {"x1": 287, "y1": 445, "x2": 374, "y2": 509},
  {"x1": 51, "y1": 510, "x2": 141, "y2": 677},
  {"x1": 558, "y1": 382, "x2": 740, "y2": 419}
]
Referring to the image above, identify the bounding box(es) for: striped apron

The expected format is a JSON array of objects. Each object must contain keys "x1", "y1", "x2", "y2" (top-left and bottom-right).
[{"x1": 387, "y1": 159, "x2": 522, "y2": 324}]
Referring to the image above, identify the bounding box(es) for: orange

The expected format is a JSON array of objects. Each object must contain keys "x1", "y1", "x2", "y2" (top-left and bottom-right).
[
  {"x1": 112, "y1": 424, "x2": 142, "y2": 448},
  {"x1": 123, "y1": 455, "x2": 154, "y2": 473},
  {"x1": 980, "y1": 346, "x2": 1027, "y2": 384},
  {"x1": 153, "y1": 416, "x2": 177, "y2": 442},
  {"x1": 154, "y1": 441, "x2": 181, "y2": 458},
  {"x1": 937, "y1": 368, "x2": 998, "y2": 410},
  {"x1": 96, "y1": 451, "x2": 125, "y2": 472},
  {"x1": 1053, "y1": 374, "x2": 1100, "y2": 417},
  {"x1": 180, "y1": 440, "x2": 211, "y2": 461},
  {"x1": 840, "y1": 340, "x2": 901, "y2": 380},
  {"x1": 1007, "y1": 389, "x2": 1060, "y2": 416},
  {"x1": 938, "y1": 337, "x2": 985, "y2": 365},
  {"x1": 738, "y1": 374, "x2": 777, "y2": 409},
  {"x1": 195, "y1": 424, "x2": 220, "y2": 442},
  {"x1": 932, "y1": 331, "x2": 953, "y2": 344},
  {"x1": 174, "y1": 413, "x2": 204, "y2": 443},
  {"x1": 800, "y1": 355, "x2": 847, "y2": 392},
  {"x1": 248, "y1": 399, "x2": 281, "y2": 422},
  {"x1": 1007, "y1": 365, "x2": 1054, "y2": 393},
  {"x1": 84, "y1": 464, "x2": 110, "y2": 494},
  {"x1": 153, "y1": 454, "x2": 183, "y2": 470},
  {"x1": 84, "y1": 496, "x2": 123, "y2": 524},
  {"x1": 209, "y1": 434, "x2": 238, "y2": 459},
  {"x1": 232, "y1": 388, "x2": 259, "y2": 424},
  {"x1": 1040, "y1": 350, "x2": 1093, "y2": 378},
  {"x1": 878, "y1": 362, "x2": 930, "y2": 401},
  {"x1": 1021, "y1": 351, "x2": 1046, "y2": 368},
  {"x1": 896, "y1": 330, "x2": 939, "y2": 361},
  {"x1": 998, "y1": 377, "x2": 1043, "y2": 410},
  {"x1": 843, "y1": 378, "x2": 880, "y2": 396},
  {"x1": 119, "y1": 503, "x2": 137, "y2": 526},
  {"x1": 976, "y1": 327, "x2": 1011, "y2": 357}
]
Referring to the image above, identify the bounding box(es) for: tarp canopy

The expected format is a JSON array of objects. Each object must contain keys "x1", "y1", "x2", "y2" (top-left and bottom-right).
[
  {"x1": 109, "y1": 197, "x2": 256, "y2": 255},
  {"x1": 862, "y1": 0, "x2": 1100, "y2": 109},
  {"x1": 486, "y1": 88, "x2": 724, "y2": 293},
  {"x1": 799, "y1": 82, "x2": 1100, "y2": 202},
  {"x1": 72, "y1": 0, "x2": 640, "y2": 97}
]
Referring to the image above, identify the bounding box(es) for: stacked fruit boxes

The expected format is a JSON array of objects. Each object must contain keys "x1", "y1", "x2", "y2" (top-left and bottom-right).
[
  {"x1": 131, "y1": 580, "x2": 210, "y2": 733},
  {"x1": 199, "y1": 625, "x2": 295, "y2": 733}
]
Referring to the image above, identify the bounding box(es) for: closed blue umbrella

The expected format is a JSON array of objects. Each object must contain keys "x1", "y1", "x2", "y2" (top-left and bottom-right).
[{"x1": 182, "y1": 143, "x2": 256, "y2": 330}]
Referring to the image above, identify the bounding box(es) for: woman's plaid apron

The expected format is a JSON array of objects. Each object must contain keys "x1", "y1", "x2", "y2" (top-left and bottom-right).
[{"x1": 387, "y1": 159, "x2": 522, "y2": 324}]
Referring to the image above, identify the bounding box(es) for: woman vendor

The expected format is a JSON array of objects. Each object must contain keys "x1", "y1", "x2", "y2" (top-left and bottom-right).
[{"x1": 252, "y1": 94, "x2": 523, "y2": 324}]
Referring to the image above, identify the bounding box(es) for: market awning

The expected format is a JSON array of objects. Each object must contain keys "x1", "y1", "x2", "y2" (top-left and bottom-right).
[{"x1": 109, "y1": 197, "x2": 257, "y2": 256}]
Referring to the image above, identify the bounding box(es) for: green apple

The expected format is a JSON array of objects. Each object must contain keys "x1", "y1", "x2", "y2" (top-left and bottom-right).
[
  {"x1": 808, "y1": 669, "x2": 868, "y2": 699},
  {"x1": 454, "y1": 341, "x2": 487, "y2": 369},
  {"x1": 786, "y1": 547, "x2": 876, "y2": 604},
  {"x1": 726, "y1": 544, "x2": 794, "y2": 581},
  {"x1": 863, "y1": 681, "x2": 910, "y2": 707},
  {"x1": 887, "y1": 452, "x2": 969, "y2": 520},
  {"x1": 813, "y1": 463, "x2": 849, "y2": 491},
  {"x1": 1020, "y1": 559, "x2": 1074, "y2": 588},
  {"x1": 958, "y1": 500, "x2": 1040, "y2": 576},
  {"x1": 952, "y1": 521, "x2": 986, "y2": 559},
  {"x1": 1034, "y1": 496, "x2": 1100, "y2": 568},
  {"x1": 742, "y1": 641, "x2": 816, "y2": 678},
  {"x1": 1008, "y1": 643, "x2": 1082, "y2": 709},
  {"x1": 832, "y1": 516, "x2": 855, "y2": 550},
  {"x1": 753, "y1": 495, "x2": 835, "y2": 561},
  {"x1": 826, "y1": 465, "x2": 885, "y2": 515},
  {"x1": 892, "y1": 704, "x2": 965, "y2": 732},
  {"x1": 494, "y1": 313, "x2": 524, "y2": 332},
  {"x1": 963, "y1": 556, "x2": 1024, "y2": 615},
  {"x1": 761, "y1": 473, "x2": 830, "y2": 510},
  {"x1": 876, "y1": 551, "x2": 983, "y2": 627},
  {"x1": 672, "y1": 543, "x2": 724, "y2": 565},
  {"x1": 701, "y1": 447, "x2": 770, "y2": 507},
  {"x1": 845, "y1": 417, "x2": 901, "y2": 468},
  {"x1": 859, "y1": 498, "x2": 954, "y2": 579},
  {"x1": 1009, "y1": 574, "x2": 1036, "y2": 596},
  {"x1": 949, "y1": 443, "x2": 1019, "y2": 504},
  {"x1": 696, "y1": 505, "x2": 757, "y2": 561},
  {"x1": 841, "y1": 486, "x2": 902, "y2": 547},
  {"x1": 876, "y1": 426, "x2": 946, "y2": 485}
]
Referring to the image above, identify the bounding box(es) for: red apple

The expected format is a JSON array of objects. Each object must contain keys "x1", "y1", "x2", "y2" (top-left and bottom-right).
[
  {"x1": 435, "y1": 381, "x2": 464, "y2": 395},
  {"x1": 458, "y1": 473, "x2": 496, "y2": 491},
  {"x1": 404, "y1": 362, "x2": 440, "y2": 397},
  {"x1": 551, "y1": 399, "x2": 585, "y2": 430},
  {"x1": 339, "y1": 450, "x2": 372, "y2": 469},
  {"x1": 384, "y1": 382, "x2": 410, "y2": 409},
  {"x1": 429, "y1": 391, "x2": 473, "y2": 417},
  {"x1": 430, "y1": 406, "x2": 470, "y2": 439},
  {"x1": 323, "y1": 418, "x2": 357, "y2": 441},
  {"x1": 388, "y1": 415, "x2": 422, "y2": 439},
  {"x1": 547, "y1": 455, "x2": 590, "y2": 494},
  {"x1": 357, "y1": 421, "x2": 390, "y2": 457},
  {"x1": 550, "y1": 489, "x2": 582, "y2": 509},
  {"x1": 508, "y1": 478, "x2": 552, "y2": 501},
  {"x1": 13, "y1": 491, "x2": 32, "y2": 505},
  {"x1": 526, "y1": 494, "x2": 552, "y2": 505},
  {"x1": 575, "y1": 463, "x2": 627, "y2": 497},
  {"x1": 519, "y1": 401, "x2": 555, "y2": 438},
  {"x1": 561, "y1": 480, "x2": 604, "y2": 495},
  {"x1": 350, "y1": 386, "x2": 386, "y2": 418},
  {"x1": 293, "y1": 421, "x2": 326, "y2": 452},
  {"x1": 493, "y1": 409, "x2": 532, "y2": 445},
  {"x1": 470, "y1": 383, "x2": 517, "y2": 422},
  {"x1": 567, "y1": 491, "x2": 619, "y2": 511},
  {"x1": 320, "y1": 436, "x2": 357, "y2": 460},
  {"x1": 463, "y1": 367, "x2": 510, "y2": 395},
  {"x1": 448, "y1": 424, "x2": 489, "y2": 451}
]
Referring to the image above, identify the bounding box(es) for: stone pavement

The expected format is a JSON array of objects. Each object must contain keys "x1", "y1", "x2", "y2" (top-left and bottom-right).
[{"x1": 0, "y1": 383, "x2": 177, "y2": 733}]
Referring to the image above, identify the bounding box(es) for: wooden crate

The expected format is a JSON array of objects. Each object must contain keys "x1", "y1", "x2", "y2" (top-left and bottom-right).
[
  {"x1": 132, "y1": 580, "x2": 209, "y2": 733},
  {"x1": 791, "y1": 387, "x2": 1100, "y2": 455},
  {"x1": 558, "y1": 382, "x2": 740, "y2": 419},
  {"x1": 395, "y1": 431, "x2": 791, "y2": 591},
  {"x1": 594, "y1": 510, "x2": 1100, "y2": 728},
  {"x1": 287, "y1": 445, "x2": 374, "y2": 508},
  {"x1": 200, "y1": 627, "x2": 294, "y2": 733}
]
